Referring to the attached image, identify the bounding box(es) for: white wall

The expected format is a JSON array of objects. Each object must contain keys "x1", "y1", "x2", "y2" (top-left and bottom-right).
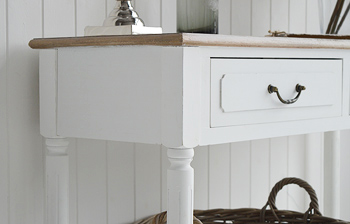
[{"x1": 1, "y1": 0, "x2": 350, "y2": 224}]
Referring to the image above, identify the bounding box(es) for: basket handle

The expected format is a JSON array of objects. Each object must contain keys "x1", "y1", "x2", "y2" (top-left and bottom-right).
[{"x1": 260, "y1": 177, "x2": 322, "y2": 223}]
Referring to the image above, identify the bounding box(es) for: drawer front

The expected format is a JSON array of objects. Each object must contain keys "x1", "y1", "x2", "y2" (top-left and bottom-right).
[{"x1": 211, "y1": 58, "x2": 343, "y2": 128}]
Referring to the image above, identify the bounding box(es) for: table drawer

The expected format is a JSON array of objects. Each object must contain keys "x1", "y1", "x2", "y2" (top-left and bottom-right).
[{"x1": 210, "y1": 58, "x2": 343, "y2": 128}]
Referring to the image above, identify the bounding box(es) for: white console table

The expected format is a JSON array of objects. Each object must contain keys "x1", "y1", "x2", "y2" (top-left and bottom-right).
[{"x1": 30, "y1": 34, "x2": 350, "y2": 224}]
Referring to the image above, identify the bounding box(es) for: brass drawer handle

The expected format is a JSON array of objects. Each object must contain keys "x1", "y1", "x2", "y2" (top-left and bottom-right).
[{"x1": 268, "y1": 84, "x2": 306, "y2": 104}]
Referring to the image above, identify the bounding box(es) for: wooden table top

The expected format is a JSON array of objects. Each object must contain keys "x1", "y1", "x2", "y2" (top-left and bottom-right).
[{"x1": 29, "y1": 33, "x2": 350, "y2": 49}]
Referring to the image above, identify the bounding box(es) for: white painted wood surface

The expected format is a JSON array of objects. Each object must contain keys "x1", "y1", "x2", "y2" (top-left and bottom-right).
[
  {"x1": 48, "y1": 41, "x2": 350, "y2": 224},
  {"x1": 39, "y1": 50, "x2": 58, "y2": 138},
  {"x1": 45, "y1": 138, "x2": 69, "y2": 224},
  {"x1": 167, "y1": 148, "x2": 194, "y2": 224},
  {"x1": 2, "y1": 1, "x2": 350, "y2": 224},
  {"x1": 57, "y1": 47, "x2": 163, "y2": 144},
  {"x1": 212, "y1": 59, "x2": 342, "y2": 126}
]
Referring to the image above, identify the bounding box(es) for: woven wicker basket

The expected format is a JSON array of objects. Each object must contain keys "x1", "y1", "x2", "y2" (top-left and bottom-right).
[{"x1": 135, "y1": 177, "x2": 349, "y2": 224}]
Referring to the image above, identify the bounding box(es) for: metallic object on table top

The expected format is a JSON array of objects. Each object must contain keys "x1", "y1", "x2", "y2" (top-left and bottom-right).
[{"x1": 103, "y1": 0, "x2": 145, "y2": 27}]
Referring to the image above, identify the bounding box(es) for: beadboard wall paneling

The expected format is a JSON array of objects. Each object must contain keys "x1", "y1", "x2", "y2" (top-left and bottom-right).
[
  {"x1": 192, "y1": 146, "x2": 209, "y2": 210},
  {"x1": 231, "y1": 0, "x2": 252, "y2": 36},
  {"x1": 208, "y1": 144, "x2": 231, "y2": 208},
  {"x1": 77, "y1": 139, "x2": 108, "y2": 224},
  {"x1": 340, "y1": 130, "x2": 350, "y2": 219},
  {"x1": 270, "y1": 137, "x2": 288, "y2": 209},
  {"x1": 1, "y1": 0, "x2": 350, "y2": 224},
  {"x1": 287, "y1": 135, "x2": 307, "y2": 212},
  {"x1": 160, "y1": 0, "x2": 176, "y2": 33},
  {"x1": 230, "y1": 141, "x2": 251, "y2": 208},
  {"x1": 289, "y1": 0, "x2": 307, "y2": 33},
  {"x1": 76, "y1": 0, "x2": 106, "y2": 36},
  {"x1": 305, "y1": 133, "x2": 324, "y2": 212},
  {"x1": 306, "y1": 0, "x2": 322, "y2": 34},
  {"x1": 135, "y1": 0, "x2": 161, "y2": 27},
  {"x1": 271, "y1": 0, "x2": 289, "y2": 32},
  {"x1": 219, "y1": 0, "x2": 231, "y2": 35},
  {"x1": 7, "y1": 0, "x2": 44, "y2": 223},
  {"x1": 43, "y1": 0, "x2": 75, "y2": 37},
  {"x1": 250, "y1": 139, "x2": 270, "y2": 208},
  {"x1": 135, "y1": 144, "x2": 162, "y2": 220},
  {"x1": 0, "y1": 0, "x2": 9, "y2": 223},
  {"x1": 107, "y1": 142, "x2": 135, "y2": 223},
  {"x1": 252, "y1": 0, "x2": 271, "y2": 36}
]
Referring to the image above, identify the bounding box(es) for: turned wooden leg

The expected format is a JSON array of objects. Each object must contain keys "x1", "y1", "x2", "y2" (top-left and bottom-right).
[
  {"x1": 167, "y1": 148, "x2": 194, "y2": 224},
  {"x1": 324, "y1": 131, "x2": 341, "y2": 218},
  {"x1": 45, "y1": 137, "x2": 69, "y2": 224}
]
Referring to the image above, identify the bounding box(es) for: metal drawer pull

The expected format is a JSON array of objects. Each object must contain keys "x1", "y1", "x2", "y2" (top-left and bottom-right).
[{"x1": 268, "y1": 84, "x2": 306, "y2": 104}]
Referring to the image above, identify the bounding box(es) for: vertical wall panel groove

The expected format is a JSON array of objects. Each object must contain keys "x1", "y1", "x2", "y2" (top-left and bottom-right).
[
  {"x1": 320, "y1": 133, "x2": 324, "y2": 214},
  {"x1": 133, "y1": 0, "x2": 160, "y2": 27},
  {"x1": 76, "y1": 0, "x2": 106, "y2": 35},
  {"x1": 250, "y1": 139, "x2": 270, "y2": 207},
  {"x1": 340, "y1": 130, "x2": 350, "y2": 220},
  {"x1": 161, "y1": 0, "x2": 176, "y2": 33},
  {"x1": 271, "y1": 0, "x2": 289, "y2": 32},
  {"x1": 230, "y1": 141, "x2": 251, "y2": 208},
  {"x1": 208, "y1": 144, "x2": 230, "y2": 208},
  {"x1": 161, "y1": 146, "x2": 169, "y2": 211},
  {"x1": 43, "y1": 0, "x2": 75, "y2": 37},
  {"x1": 8, "y1": 0, "x2": 44, "y2": 222},
  {"x1": 304, "y1": 133, "x2": 324, "y2": 212},
  {"x1": 135, "y1": 144, "x2": 161, "y2": 220},
  {"x1": 270, "y1": 137, "x2": 288, "y2": 209},
  {"x1": 289, "y1": 0, "x2": 306, "y2": 33},
  {"x1": 0, "y1": 0, "x2": 9, "y2": 222},
  {"x1": 306, "y1": 0, "x2": 321, "y2": 34},
  {"x1": 252, "y1": 0, "x2": 271, "y2": 36},
  {"x1": 107, "y1": 141, "x2": 135, "y2": 224},
  {"x1": 287, "y1": 135, "x2": 306, "y2": 211},
  {"x1": 74, "y1": 0, "x2": 78, "y2": 36},
  {"x1": 231, "y1": 0, "x2": 252, "y2": 36},
  {"x1": 77, "y1": 139, "x2": 107, "y2": 224},
  {"x1": 219, "y1": 0, "x2": 231, "y2": 34}
]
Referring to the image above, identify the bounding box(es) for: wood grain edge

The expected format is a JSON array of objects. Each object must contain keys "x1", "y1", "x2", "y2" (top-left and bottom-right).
[
  {"x1": 181, "y1": 33, "x2": 350, "y2": 49},
  {"x1": 29, "y1": 33, "x2": 184, "y2": 49},
  {"x1": 29, "y1": 33, "x2": 350, "y2": 49}
]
